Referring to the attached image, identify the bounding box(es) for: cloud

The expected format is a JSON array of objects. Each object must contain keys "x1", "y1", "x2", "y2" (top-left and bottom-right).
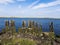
[
  {"x1": 0, "y1": 0, "x2": 26, "y2": 4},
  {"x1": 0, "y1": 0, "x2": 14, "y2": 4},
  {"x1": 32, "y1": 0, "x2": 60, "y2": 9},
  {"x1": 28, "y1": 0, "x2": 40, "y2": 8},
  {"x1": 18, "y1": 5, "x2": 22, "y2": 8},
  {"x1": 0, "y1": 6, "x2": 60, "y2": 18}
]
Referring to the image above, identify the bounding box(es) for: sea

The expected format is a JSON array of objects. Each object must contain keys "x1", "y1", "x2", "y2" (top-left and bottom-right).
[{"x1": 0, "y1": 18, "x2": 60, "y2": 36}]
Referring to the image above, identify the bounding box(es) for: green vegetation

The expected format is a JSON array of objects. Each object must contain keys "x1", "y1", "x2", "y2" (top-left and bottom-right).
[
  {"x1": 1, "y1": 38, "x2": 36, "y2": 45},
  {"x1": 13, "y1": 38, "x2": 36, "y2": 45}
]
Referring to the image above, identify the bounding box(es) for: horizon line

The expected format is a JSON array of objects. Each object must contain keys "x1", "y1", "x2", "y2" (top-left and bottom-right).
[{"x1": 0, "y1": 16, "x2": 60, "y2": 19}]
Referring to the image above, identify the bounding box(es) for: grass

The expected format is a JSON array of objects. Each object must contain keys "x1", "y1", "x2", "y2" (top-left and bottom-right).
[{"x1": 4, "y1": 38, "x2": 36, "y2": 45}]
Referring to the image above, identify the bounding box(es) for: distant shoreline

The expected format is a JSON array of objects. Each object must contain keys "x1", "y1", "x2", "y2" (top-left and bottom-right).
[{"x1": 0, "y1": 17, "x2": 60, "y2": 20}]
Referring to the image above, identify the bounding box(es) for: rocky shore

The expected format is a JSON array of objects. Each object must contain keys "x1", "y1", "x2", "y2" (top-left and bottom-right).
[{"x1": 0, "y1": 20, "x2": 60, "y2": 45}]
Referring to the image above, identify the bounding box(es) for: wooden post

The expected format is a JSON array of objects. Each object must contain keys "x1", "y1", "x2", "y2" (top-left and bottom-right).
[
  {"x1": 5, "y1": 20, "x2": 10, "y2": 32},
  {"x1": 10, "y1": 20, "x2": 16, "y2": 35},
  {"x1": 22, "y1": 20, "x2": 26, "y2": 28},
  {"x1": 28, "y1": 20, "x2": 32, "y2": 28},
  {"x1": 49, "y1": 22, "x2": 55, "y2": 45}
]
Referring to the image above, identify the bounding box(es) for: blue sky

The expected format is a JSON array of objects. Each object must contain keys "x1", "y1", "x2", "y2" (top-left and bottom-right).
[{"x1": 0, "y1": 0, "x2": 60, "y2": 18}]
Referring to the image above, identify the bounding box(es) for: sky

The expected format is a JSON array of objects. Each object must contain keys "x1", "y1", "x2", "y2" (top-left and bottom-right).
[{"x1": 0, "y1": 0, "x2": 60, "y2": 18}]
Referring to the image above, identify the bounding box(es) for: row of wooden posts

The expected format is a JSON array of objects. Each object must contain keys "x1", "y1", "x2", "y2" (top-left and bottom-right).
[
  {"x1": 5, "y1": 20, "x2": 41, "y2": 28},
  {"x1": 1, "y1": 20, "x2": 54, "y2": 34}
]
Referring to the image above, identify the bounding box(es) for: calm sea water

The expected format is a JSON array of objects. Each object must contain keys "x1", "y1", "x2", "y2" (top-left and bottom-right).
[{"x1": 0, "y1": 18, "x2": 60, "y2": 35}]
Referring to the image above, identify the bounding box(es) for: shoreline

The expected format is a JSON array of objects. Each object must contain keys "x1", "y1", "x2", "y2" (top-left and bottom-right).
[{"x1": 0, "y1": 17, "x2": 60, "y2": 20}]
